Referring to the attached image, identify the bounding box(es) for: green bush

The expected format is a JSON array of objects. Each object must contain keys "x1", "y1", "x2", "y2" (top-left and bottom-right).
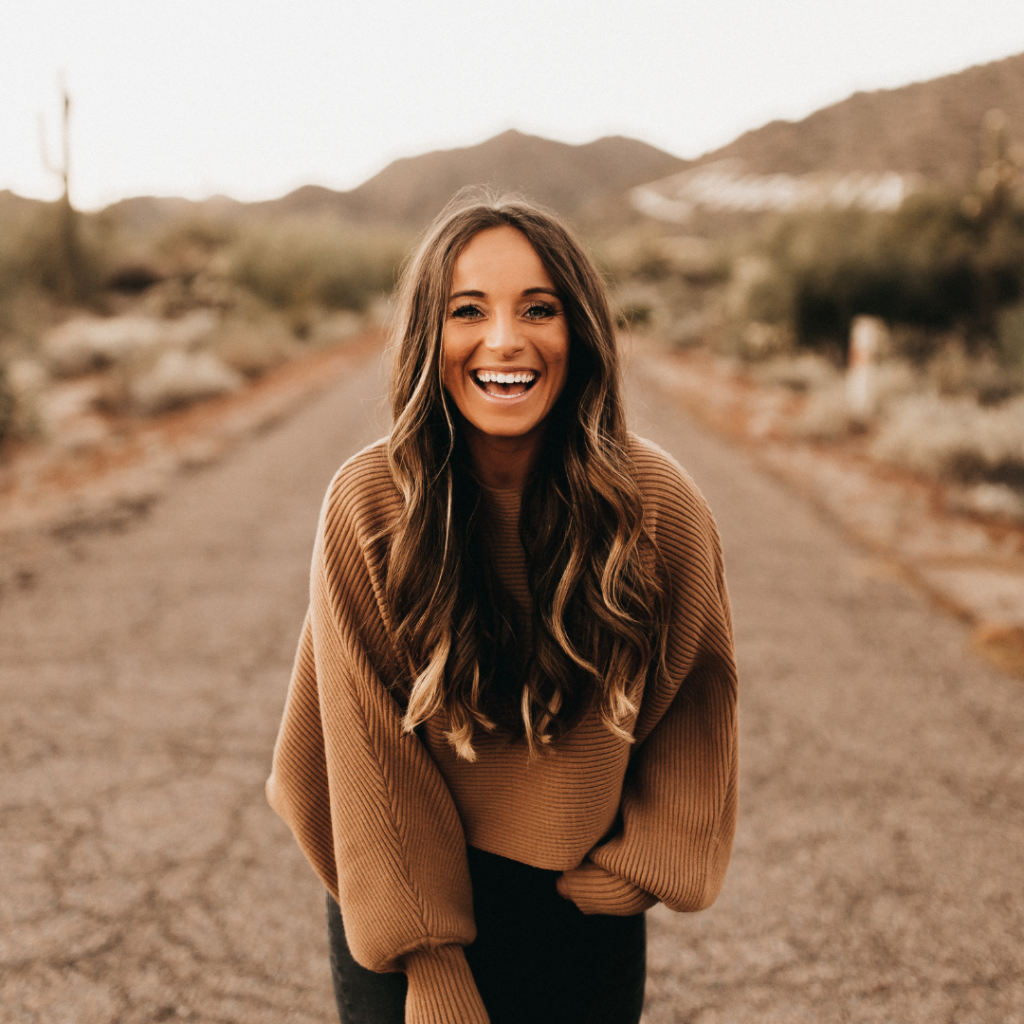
[
  {"x1": 0, "y1": 198, "x2": 122, "y2": 316},
  {"x1": 152, "y1": 216, "x2": 237, "y2": 280},
  {"x1": 998, "y1": 303, "x2": 1024, "y2": 369},
  {"x1": 0, "y1": 364, "x2": 15, "y2": 443},
  {"x1": 740, "y1": 195, "x2": 1024, "y2": 353},
  {"x1": 228, "y1": 219, "x2": 407, "y2": 312}
]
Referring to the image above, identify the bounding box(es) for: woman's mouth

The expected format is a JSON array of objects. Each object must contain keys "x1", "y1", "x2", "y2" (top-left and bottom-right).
[{"x1": 471, "y1": 369, "x2": 538, "y2": 398}]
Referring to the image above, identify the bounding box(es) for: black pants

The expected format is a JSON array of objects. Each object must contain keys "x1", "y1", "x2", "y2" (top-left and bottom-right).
[{"x1": 327, "y1": 846, "x2": 647, "y2": 1024}]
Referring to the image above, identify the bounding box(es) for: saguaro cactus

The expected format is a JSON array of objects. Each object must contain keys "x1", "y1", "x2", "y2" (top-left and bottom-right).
[{"x1": 39, "y1": 85, "x2": 84, "y2": 303}]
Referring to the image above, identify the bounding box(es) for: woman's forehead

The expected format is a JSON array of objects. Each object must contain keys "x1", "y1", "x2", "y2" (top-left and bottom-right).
[{"x1": 450, "y1": 226, "x2": 555, "y2": 294}]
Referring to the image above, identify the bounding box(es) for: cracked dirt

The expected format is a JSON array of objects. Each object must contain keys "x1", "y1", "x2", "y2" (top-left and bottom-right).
[{"x1": 2, "y1": 346, "x2": 1022, "y2": 1023}]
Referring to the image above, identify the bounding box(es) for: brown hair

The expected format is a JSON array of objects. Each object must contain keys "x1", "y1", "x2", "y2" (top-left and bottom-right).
[{"x1": 385, "y1": 193, "x2": 665, "y2": 759}]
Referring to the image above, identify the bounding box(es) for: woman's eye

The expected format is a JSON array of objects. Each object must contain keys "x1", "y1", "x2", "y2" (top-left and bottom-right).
[
  {"x1": 524, "y1": 303, "x2": 557, "y2": 320},
  {"x1": 450, "y1": 303, "x2": 483, "y2": 320}
]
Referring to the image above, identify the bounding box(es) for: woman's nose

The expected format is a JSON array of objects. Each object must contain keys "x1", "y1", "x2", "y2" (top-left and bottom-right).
[{"x1": 484, "y1": 311, "x2": 524, "y2": 356}]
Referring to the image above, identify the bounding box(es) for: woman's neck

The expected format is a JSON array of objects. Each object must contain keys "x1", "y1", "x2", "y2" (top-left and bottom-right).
[{"x1": 462, "y1": 423, "x2": 544, "y2": 491}]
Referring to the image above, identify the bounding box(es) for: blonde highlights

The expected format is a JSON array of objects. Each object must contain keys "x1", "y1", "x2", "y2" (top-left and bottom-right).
[{"x1": 385, "y1": 195, "x2": 665, "y2": 758}]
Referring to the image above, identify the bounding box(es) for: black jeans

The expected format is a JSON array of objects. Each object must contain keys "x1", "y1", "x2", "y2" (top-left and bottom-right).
[{"x1": 327, "y1": 846, "x2": 647, "y2": 1024}]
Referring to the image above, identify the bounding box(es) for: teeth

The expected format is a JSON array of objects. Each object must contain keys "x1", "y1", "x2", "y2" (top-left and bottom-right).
[{"x1": 475, "y1": 370, "x2": 536, "y2": 384}]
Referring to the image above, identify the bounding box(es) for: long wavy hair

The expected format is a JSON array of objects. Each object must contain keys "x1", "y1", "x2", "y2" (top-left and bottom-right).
[{"x1": 385, "y1": 194, "x2": 666, "y2": 759}]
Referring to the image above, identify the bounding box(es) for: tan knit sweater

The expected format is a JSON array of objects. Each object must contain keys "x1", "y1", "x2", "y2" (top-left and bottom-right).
[{"x1": 267, "y1": 434, "x2": 738, "y2": 1024}]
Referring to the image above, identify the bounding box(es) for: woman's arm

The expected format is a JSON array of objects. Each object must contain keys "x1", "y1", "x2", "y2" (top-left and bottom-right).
[
  {"x1": 267, "y1": 452, "x2": 489, "y2": 1024},
  {"x1": 559, "y1": 449, "x2": 739, "y2": 916}
]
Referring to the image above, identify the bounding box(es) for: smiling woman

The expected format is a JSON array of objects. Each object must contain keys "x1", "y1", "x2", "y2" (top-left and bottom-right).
[
  {"x1": 267, "y1": 196, "x2": 739, "y2": 1024},
  {"x1": 441, "y1": 225, "x2": 570, "y2": 488}
]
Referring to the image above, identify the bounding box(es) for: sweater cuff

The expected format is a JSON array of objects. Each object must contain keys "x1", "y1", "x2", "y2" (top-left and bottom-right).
[
  {"x1": 559, "y1": 861, "x2": 658, "y2": 916},
  {"x1": 403, "y1": 944, "x2": 489, "y2": 1024}
]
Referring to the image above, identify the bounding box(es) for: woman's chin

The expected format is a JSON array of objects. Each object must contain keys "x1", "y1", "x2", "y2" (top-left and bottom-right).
[
  {"x1": 457, "y1": 394, "x2": 553, "y2": 441},
  {"x1": 461, "y1": 411, "x2": 548, "y2": 443}
]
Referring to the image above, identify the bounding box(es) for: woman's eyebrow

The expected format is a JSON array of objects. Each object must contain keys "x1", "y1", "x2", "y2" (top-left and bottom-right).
[{"x1": 447, "y1": 286, "x2": 561, "y2": 301}]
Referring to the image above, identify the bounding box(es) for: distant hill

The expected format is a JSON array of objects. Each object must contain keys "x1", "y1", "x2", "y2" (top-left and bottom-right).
[
  {"x1": 101, "y1": 194, "x2": 242, "y2": 234},
  {"x1": 91, "y1": 131, "x2": 683, "y2": 233},
  {"x1": 256, "y1": 130, "x2": 685, "y2": 226},
  {"x1": 681, "y1": 51, "x2": 1024, "y2": 192},
  {"x1": 0, "y1": 189, "x2": 50, "y2": 220},
  {"x1": 10, "y1": 51, "x2": 1024, "y2": 235}
]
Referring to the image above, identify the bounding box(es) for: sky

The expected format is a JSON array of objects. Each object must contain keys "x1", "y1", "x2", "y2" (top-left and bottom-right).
[{"x1": 3, "y1": 0, "x2": 1024, "y2": 210}]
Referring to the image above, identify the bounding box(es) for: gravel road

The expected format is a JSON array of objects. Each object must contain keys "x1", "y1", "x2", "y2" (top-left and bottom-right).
[{"x1": 2, "y1": 347, "x2": 1021, "y2": 1024}]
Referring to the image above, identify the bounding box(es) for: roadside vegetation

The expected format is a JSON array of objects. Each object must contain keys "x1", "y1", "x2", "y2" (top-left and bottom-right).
[
  {"x1": 0, "y1": 196, "x2": 407, "y2": 449},
  {"x1": 604, "y1": 115, "x2": 1024, "y2": 524},
  {"x1": 4, "y1": 105, "x2": 1024, "y2": 533}
]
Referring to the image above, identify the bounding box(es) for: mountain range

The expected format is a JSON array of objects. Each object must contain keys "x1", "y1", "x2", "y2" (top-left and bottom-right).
[
  {"x1": 681, "y1": 50, "x2": 1024, "y2": 192},
  {"x1": 257, "y1": 131, "x2": 685, "y2": 225},
  {"x1": 10, "y1": 49, "x2": 1024, "y2": 233}
]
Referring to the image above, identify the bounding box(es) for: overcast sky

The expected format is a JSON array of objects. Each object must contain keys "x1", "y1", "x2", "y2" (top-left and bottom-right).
[{"x1": 3, "y1": 0, "x2": 1024, "y2": 210}]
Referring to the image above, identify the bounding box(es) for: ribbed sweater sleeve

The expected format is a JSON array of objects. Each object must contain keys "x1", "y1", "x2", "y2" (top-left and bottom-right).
[
  {"x1": 560, "y1": 445, "x2": 739, "y2": 916},
  {"x1": 266, "y1": 451, "x2": 489, "y2": 1024}
]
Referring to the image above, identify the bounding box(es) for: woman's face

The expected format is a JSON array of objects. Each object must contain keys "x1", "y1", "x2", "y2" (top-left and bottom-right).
[{"x1": 442, "y1": 226, "x2": 570, "y2": 444}]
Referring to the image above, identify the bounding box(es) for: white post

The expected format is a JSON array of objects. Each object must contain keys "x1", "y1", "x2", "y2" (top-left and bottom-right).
[{"x1": 846, "y1": 316, "x2": 883, "y2": 418}]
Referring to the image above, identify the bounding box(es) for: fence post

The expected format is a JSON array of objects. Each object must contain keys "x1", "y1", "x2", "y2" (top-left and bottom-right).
[{"x1": 846, "y1": 316, "x2": 884, "y2": 418}]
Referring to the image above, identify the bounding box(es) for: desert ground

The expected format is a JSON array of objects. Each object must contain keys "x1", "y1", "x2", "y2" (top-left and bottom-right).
[{"x1": 2, "y1": 345, "x2": 1022, "y2": 1024}]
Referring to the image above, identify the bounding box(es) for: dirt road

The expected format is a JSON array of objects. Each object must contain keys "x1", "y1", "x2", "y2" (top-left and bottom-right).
[{"x1": 2, "y1": 347, "x2": 1021, "y2": 1024}]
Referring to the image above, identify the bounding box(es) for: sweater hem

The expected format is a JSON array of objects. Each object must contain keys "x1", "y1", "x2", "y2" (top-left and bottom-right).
[{"x1": 403, "y1": 944, "x2": 489, "y2": 1024}]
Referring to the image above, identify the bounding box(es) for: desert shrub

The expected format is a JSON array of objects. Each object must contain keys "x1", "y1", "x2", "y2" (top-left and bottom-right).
[
  {"x1": 738, "y1": 195, "x2": 1024, "y2": 353},
  {"x1": 99, "y1": 347, "x2": 243, "y2": 416},
  {"x1": 871, "y1": 393, "x2": 1024, "y2": 487},
  {"x1": 228, "y1": 218, "x2": 407, "y2": 312},
  {"x1": 921, "y1": 339, "x2": 1023, "y2": 403},
  {"x1": 42, "y1": 311, "x2": 218, "y2": 377},
  {"x1": 946, "y1": 482, "x2": 1024, "y2": 524},
  {"x1": 786, "y1": 360, "x2": 918, "y2": 440},
  {"x1": 755, "y1": 353, "x2": 839, "y2": 392},
  {"x1": 601, "y1": 233, "x2": 726, "y2": 349},
  {"x1": 129, "y1": 350, "x2": 243, "y2": 414},
  {"x1": 599, "y1": 233, "x2": 726, "y2": 286},
  {"x1": 997, "y1": 303, "x2": 1024, "y2": 369},
  {"x1": 0, "y1": 202, "x2": 57, "y2": 306},
  {"x1": 0, "y1": 364, "x2": 16, "y2": 442},
  {"x1": 155, "y1": 216, "x2": 238, "y2": 279},
  {"x1": 0, "y1": 358, "x2": 46, "y2": 444},
  {"x1": 0, "y1": 199, "x2": 124, "y2": 311},
  {"x1": 0, "y1": 203, "x2": 59, "y2": 336},
  {"x1": 791, "y1": 382, "x2": 855, "y2": 440},
  {"x1": 309, "y1": 309, "x2": 366, "y2": 346},
  {"x1": 733, "y1": 320, "x2": 796, "y2": 360},
  {"x1": 601, "y1": 235, "x2": 678, "y2": 282},
  {"x1": 210, "y1": 314, "x2": 299, "y2": 378},
  {"x1": 664, "y1": 311, "x2": 716, "y2": 350}
]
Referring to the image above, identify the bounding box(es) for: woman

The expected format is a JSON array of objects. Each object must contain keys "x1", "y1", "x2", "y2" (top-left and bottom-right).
[{"x1": 267, "y1": 197, "x2": 738, "y2": 1024}]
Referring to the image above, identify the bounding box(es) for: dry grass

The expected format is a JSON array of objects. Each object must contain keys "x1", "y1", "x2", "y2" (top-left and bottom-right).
[
  {"x1": 787, "y1": 360, "x2": 919, "y2": 440},
  {"x1": 0, "y1": 195, "x2": 403, "y2": 447},
  {"x1": 946, "y1": 482, "x2": 1024, "y2": 524},
  {"x1": 128, "y1": 350, "x2": 244, "y2": 415},
  {"x1": 728, "y1": 343, "x2": 1024, "y2": 523},
  {"x1": 871, "y1": 392, "x2": 1024, "y2": 481},
  {"x1": 0, "y1": 358, "x2": 48, "y2": 444},
  {"x1": 43, "y1": 311, "x2": 219, "y2": 377},
  {"x1": 208, "y1": 315, "x2": 299, "y2": 379},
  {"x1": 227, "y1": 218, "x2": 407, "y2": 312}
]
